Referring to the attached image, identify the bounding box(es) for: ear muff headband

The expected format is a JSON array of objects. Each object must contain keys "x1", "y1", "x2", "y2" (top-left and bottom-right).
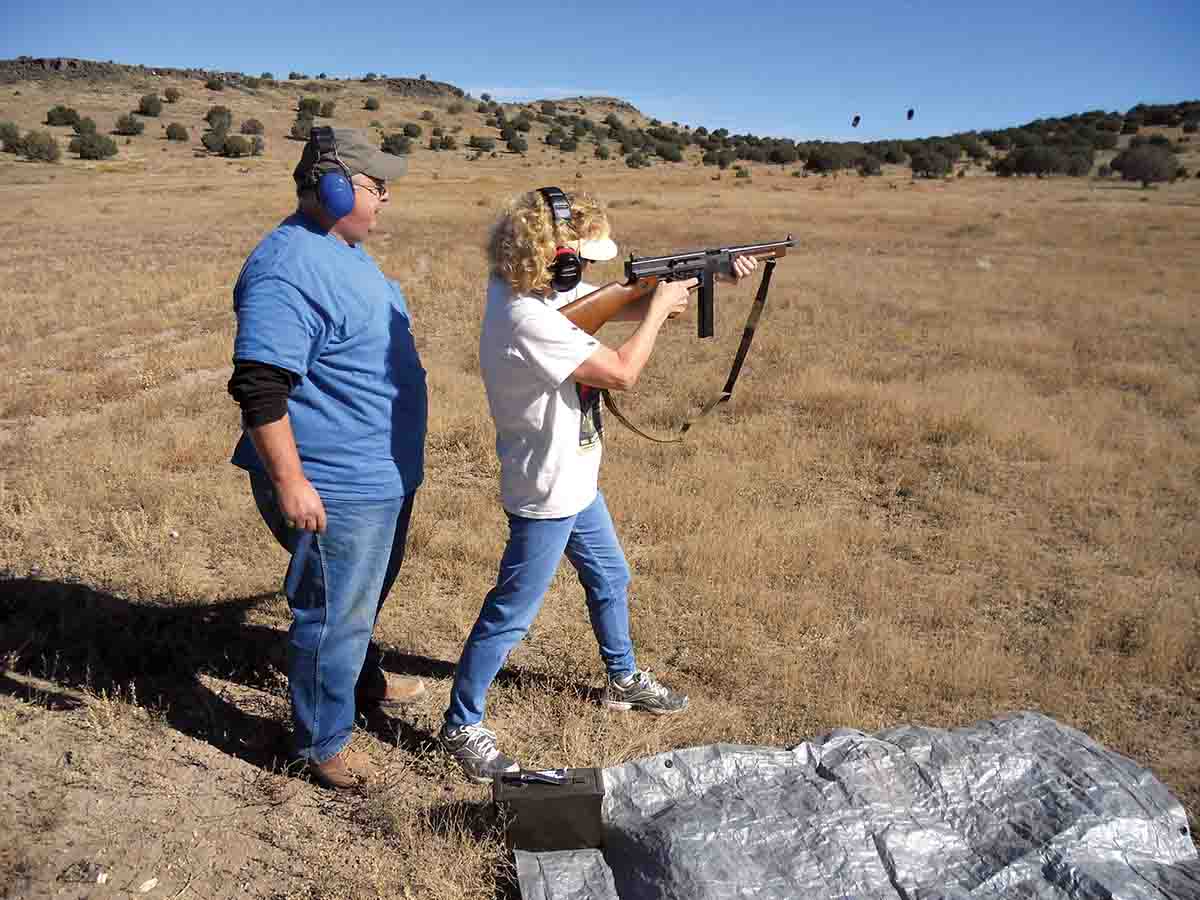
[
  {"x1": 538, "y1": 186, "x2": 582, "y2": 293},
  {"x1": 310, "y1": 126, "x2": 356, "y2": 220}
]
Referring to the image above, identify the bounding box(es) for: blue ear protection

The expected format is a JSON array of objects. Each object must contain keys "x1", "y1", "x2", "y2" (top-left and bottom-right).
[
  {"x1": 539, "y1": 186, "x2": 583, "y2": 293},
  {"x1": 309, "y1": 126, "x2": 356, "y2": 220}
]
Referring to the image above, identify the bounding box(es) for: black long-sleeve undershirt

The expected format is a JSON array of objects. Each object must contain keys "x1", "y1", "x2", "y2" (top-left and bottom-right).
[{"x1": 227, "y1": 360, "x2": 299, "y2": 428}]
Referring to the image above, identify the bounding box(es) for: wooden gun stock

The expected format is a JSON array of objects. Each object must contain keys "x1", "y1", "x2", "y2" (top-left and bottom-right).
[{"x1": 558, "y1": 277, "x2": 659, "y2": 334}]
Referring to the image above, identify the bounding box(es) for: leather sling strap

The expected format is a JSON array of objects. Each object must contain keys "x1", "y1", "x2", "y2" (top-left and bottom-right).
[{"x1": 600, "y1": 258, "x2": 777, "y2": 443}]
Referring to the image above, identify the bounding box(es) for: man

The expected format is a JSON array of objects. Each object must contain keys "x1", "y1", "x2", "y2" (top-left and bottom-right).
[
  {"x1": 439, "y1": 189, "x2": 756, "y2": 782},
  {"x1": 227, "y1": 127, "x2": 427, "y2": 790}
]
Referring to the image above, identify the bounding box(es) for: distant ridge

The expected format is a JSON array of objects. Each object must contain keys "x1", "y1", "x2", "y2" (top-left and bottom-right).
[{"x1": 0, "y1": 56, "x2": 465, "y2": 100}]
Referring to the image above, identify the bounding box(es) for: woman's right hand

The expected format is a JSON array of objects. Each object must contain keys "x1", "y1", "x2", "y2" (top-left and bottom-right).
[{"x1": 650, "y1": 277, "x2": 697, "y2": 321}]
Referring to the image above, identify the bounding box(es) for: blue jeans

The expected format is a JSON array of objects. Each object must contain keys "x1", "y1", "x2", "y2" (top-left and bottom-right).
[
  {"x1": 250, "y1": 473, "x2": 416, "y2": 764},
  {"x1": 445, "y1": 491, "x2": 637, "y2": 728}
]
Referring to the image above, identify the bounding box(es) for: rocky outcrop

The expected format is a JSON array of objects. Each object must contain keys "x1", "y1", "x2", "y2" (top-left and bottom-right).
[
  {"x1": 382, "y1": 77, "x2": 465, "y2": 99},
  {"x1": 0, "y1": 56, "x2": 206, "y2": 84}
]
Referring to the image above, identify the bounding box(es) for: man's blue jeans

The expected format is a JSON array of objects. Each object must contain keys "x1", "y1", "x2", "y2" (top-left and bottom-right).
[
  {"x1": 250, "y1": 473, "x2": 415, "y2": 764},
  {"x1": 445, "y1": 491, "x2": 637, "y2": 728}
]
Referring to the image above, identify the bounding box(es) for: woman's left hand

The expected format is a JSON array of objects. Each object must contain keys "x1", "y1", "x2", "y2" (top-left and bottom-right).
[{"x1": 717, "y1": 254, "x2": 758, "y2": 284}]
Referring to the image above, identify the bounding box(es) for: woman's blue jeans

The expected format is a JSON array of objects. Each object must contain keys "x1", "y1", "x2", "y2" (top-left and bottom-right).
[
  {"x1": 445, "y1": 491, "x2": 637, "y2": 728},
  {"x1": 250, "y1": 473, "x2": 415, "y2": 764}
]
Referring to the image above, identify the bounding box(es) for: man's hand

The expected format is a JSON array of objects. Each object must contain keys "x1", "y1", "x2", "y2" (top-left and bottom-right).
[
  {"x1": 717, "y1": 253, "x2": 758, "y2": 284},
  {"x1": 275, "y1": 475, "x2": 327, "y2": 533}
]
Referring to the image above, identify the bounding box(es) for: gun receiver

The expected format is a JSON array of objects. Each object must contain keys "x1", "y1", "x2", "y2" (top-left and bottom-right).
[{"x1": 558, "y1": 235, "x2": 794, "y2": 338}]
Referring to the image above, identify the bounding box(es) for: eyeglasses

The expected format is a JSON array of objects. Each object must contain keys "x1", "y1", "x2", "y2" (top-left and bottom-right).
[{"x1": 355, "y1": 176, "x2": 388, "y2": 199}]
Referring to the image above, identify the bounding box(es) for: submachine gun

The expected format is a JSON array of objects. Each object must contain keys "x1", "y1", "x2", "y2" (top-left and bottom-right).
[{"x1": 558, "y1": 235, "x2": 795, "y2": 441}]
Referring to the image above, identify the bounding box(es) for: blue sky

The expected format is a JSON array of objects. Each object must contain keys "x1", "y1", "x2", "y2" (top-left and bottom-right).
[{"x1": 3, "y1": 0, "x2": 1197, "y2": 142}]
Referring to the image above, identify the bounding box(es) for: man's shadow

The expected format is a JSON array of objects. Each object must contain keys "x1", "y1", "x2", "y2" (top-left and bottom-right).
[
  {"x1": 0, "y1": 576, "x2": 601, "y2": 774},
  {"x1": 0, "y1": 576, "x2": 437, "y2": 768}
]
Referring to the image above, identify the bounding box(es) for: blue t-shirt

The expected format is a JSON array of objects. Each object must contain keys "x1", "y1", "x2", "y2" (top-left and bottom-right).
[{"x1": 230, "y1": 213, "x2": 427, "y2": 500}]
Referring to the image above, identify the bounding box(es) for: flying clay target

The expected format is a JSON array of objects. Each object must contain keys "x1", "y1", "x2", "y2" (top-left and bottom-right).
[
  {"x1": 907, "y1": 108, "x2": 915, "y2": 121},
  {"x1": 851, "y1": 114, "x2": 861, "y2": 128}
]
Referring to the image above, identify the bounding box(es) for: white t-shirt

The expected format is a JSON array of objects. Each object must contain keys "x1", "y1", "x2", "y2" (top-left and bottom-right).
[{"x1": 480, "y1": 277, "x2": 605, "y2": 518}]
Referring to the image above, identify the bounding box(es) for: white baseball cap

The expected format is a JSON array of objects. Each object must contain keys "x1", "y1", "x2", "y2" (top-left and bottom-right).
[{"x1": 572, "y1": 232, "x2": 618, "y2": 261}]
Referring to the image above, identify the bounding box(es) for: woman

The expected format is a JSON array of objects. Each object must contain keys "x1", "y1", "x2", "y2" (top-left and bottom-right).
[{"x1": 439, "y1": 188, "x2": 755, "y2": 782}]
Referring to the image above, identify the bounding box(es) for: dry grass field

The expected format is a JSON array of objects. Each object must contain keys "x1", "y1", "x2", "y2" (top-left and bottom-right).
[{"x1": 1, "y1": 72, "x2": 1198, "y2": 898}]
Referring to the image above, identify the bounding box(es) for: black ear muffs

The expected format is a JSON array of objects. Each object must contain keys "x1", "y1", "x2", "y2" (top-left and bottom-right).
[{"x1": 538, "y1": 186, "x2": 582, "y2": 293}]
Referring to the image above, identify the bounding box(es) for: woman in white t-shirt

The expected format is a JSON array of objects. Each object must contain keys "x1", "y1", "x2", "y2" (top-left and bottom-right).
[{"x1": 439, "y1": 189, "x2": 756, "y2": 783}]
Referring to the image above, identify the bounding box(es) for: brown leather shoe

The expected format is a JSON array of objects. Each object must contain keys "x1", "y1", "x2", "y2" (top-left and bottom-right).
[
  {"x1": 307, "y1": 747, "x2": 375, "y2": 790},
  {"x1": 356, "y1": 665, "x2": 426, "y2": 712}
]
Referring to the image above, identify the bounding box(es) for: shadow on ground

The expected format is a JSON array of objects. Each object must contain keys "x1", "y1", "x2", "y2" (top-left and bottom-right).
[{"x1": 0, "y1": 575, "x2": 601, "y2": 772}]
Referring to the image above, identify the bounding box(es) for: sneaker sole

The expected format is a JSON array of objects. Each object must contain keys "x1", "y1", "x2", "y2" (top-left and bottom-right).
[{"x1": 602, "y1": 699, "x2": 689, "y2": 715}]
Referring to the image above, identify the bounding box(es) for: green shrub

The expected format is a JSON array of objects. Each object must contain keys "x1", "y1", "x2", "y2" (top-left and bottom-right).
[
  {"x1": 507, "y1": 135, "x2": 527, "y2": 153},
  {"x1": 910, "y1": 149, "x2": 951, "y2": 178},
  {"x1": 403, "y1": 123, "x2": 422, "y2": 138},
  {"x1": 0, "y1": 121, "x2": 20, "y2": 152},
  {"x1": 363, "y1": 72, "x2": 377, "y2": 81},
  {"x1": 594, "y1": 144, "x2": 610, "y2": 160},
  {"x1": 205, "y1": 106, "x2": 233, "y2": 131},
  {"x1": 69, "y1": 132, "x2": 117, "y2": 159},
  {"x1": 1121, "y1": 121, "x2": 1139, "y2": 135},
  {"x1": 468, "y1": 135, "x2": 496, "y2": 151},
  {"x1": 364, "y1": 97, "x2": 380, "y2": 111},
  {"x1": 448, "y1": 101, "x2": 464, "y2": 115},
  {"x1": 22, "y1": 130, "x2": 60, "y2": 162},
  {"x1": 73, "y1": 117, "x2": 97, "y2": 135},
  {"x1": 244, "y1": 77, "x2": 262, "y2": 89},
  {"x1": 222, "y1": 135, "x2": 251, "y2": 157},
  {"x1": 201, "y1": 130, "x2": 226, "y2": 153},
  {"x1": 734, "y1": 165, "x2": 751, "y2": 179},
  {"x1": 560, "y1": 137, "x2": 578, "y2": 152},
  {"x1": 439, "y1": 134, "x2": 457, "y2": 151},
  {"x1": 164, "y1": 87, "x2": 181, "y2": 103},
  {"x1": 138, "y1": 93, "x2": 162, "y2": 117},
  {"x1": 114, "y1": 113, "x2": 145, "y2": 136},
  {"x1": 369, "y1": 119, "x2": 383, "y2": 128},
  {"x1": 46, "y1": 105, "x2": 80, "y2": 127},
  {"x1": 290, "y1": 117, "x2": 314, "y2": 140},
  {"x1": 165, "y1": 122, "x2": 189, "y2": 141},
  {"x1": 319, "y1": 100, "x2": 336, "y2": 118},
  {"x1": 856, "y1": 155, "x2": 882, "y2": 176},
  {"x1": 1111, "y1": 146, "x2": 1177, "y2": 187},
  {"x1": 289, "y1": 72, "x2": 306, "y2": 80},
  {"x1": 240, "y1": 118, "x2": 264, "y2": 135},
  {"x1": 298, "y1": 97, "x2": 321, "y2": 117},
  {"x1": 626, "y1": 152, "x2": 649, "y2": 168},
  {"x1": 205, "y1": 77, "x2": 224, "y2": 91},
  {"x1": 381, "y1": 133, "x2": 412, "y2": 155},
  {"x1": 656, "y1": 141, "x2": 683, "y2": 162},
  {"x1": 251, "y1": 135, "x2": 265, "y2": 156}
]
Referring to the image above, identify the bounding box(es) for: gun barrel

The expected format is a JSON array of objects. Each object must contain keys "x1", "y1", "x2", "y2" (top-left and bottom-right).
[{"x1": 626, "y1": 235, "x2": 795, "y2": 278}]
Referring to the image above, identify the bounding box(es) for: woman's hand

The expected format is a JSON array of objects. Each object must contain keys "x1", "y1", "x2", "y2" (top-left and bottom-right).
[{"x1": 717, "y1": 254, "x2": 758, "y2": 284}]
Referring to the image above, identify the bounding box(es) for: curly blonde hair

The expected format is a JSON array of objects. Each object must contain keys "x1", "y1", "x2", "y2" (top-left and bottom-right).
[{"x1": 487, "y1": 190, "x2": 611, "y2": 296}]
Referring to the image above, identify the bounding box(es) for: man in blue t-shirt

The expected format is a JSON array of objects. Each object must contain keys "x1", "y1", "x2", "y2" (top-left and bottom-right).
[{"x1": 227, "y1": 127, "x2": 428, "y2": 790}]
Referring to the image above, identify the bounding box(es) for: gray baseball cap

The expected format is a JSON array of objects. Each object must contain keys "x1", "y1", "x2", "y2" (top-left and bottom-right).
[{"x1": 293, "y1": 127, "x2": 408, "y2": 184}]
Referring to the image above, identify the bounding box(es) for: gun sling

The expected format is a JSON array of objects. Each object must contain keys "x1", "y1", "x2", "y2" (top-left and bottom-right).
[{"x1": 599, "y1": 258, "x2": 778, "y2": 444}]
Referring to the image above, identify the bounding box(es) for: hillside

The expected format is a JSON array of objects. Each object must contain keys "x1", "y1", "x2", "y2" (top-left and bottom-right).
[{"x1": 2, "y1": 56, "x2": 1197, "y2": 183}]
